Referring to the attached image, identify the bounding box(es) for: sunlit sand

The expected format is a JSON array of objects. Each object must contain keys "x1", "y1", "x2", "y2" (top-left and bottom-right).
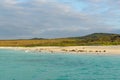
[{"x1": 0, "y1": 46, "x2": 120, "y2": 54}]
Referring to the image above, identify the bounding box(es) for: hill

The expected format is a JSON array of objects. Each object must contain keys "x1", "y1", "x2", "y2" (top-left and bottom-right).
[
  {"x1": 0, "y1": 33, "x2": 119, "y2": 46},
  {"x1": 69, "y1": 33, "x2": 120, "y2": 41},
  {"x1": 67, "y1": 33, "x2": 120, "y2": 45}
]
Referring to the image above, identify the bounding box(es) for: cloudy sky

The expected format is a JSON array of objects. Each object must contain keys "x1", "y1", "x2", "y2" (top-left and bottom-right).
[{"x1": 0, "y1": 0, "x2": 120, "y2": 39}]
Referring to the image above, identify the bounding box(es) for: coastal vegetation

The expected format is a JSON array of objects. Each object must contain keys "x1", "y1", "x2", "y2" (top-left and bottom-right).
[{"x1": 0, "y1": 33, "x2": 120, "y2": 47}]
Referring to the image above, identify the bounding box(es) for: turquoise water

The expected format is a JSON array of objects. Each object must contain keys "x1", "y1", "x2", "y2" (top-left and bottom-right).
[{"x1": 0, "y1": 49, "x2": 120, "y2": 80}]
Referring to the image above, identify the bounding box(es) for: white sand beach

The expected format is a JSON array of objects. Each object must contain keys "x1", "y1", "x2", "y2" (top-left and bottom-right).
[{"x1": 0, "y1": 46, "x2": 120, "y2": 54}]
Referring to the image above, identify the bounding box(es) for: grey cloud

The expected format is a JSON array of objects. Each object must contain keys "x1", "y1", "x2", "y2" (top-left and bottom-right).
[{"x1": 0, "y1": 0, "x2": 119, "y2": 39}]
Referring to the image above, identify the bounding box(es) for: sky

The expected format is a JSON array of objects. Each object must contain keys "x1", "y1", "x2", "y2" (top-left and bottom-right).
[{"x1": 0, "y1": 0, "x2": 120, "y2": 39}]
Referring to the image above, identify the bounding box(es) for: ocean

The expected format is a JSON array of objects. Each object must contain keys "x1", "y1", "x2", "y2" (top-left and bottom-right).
[{"x1": 0, "y1": 49, "x2": 120, "y2": 80}]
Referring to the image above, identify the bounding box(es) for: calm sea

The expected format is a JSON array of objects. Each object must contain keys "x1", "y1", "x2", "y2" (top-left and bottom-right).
[{"x1": 0, "y1": 49, "x2": 120, "y2": 80}]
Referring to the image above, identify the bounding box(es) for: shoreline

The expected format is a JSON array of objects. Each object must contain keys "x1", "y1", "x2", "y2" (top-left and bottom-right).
[{"x1": 0, "y1": 46, "x2": 120, "y2": 54}]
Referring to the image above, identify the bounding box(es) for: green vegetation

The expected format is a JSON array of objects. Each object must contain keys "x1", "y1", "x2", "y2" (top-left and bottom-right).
[{"x1": 0, "y1": 33, "x2": 120, "y2": 47}]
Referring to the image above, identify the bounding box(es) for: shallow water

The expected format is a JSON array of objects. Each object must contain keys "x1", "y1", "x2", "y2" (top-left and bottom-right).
[{"x1": 0, "y1": 49, "x2": 120, "y2": 80}]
